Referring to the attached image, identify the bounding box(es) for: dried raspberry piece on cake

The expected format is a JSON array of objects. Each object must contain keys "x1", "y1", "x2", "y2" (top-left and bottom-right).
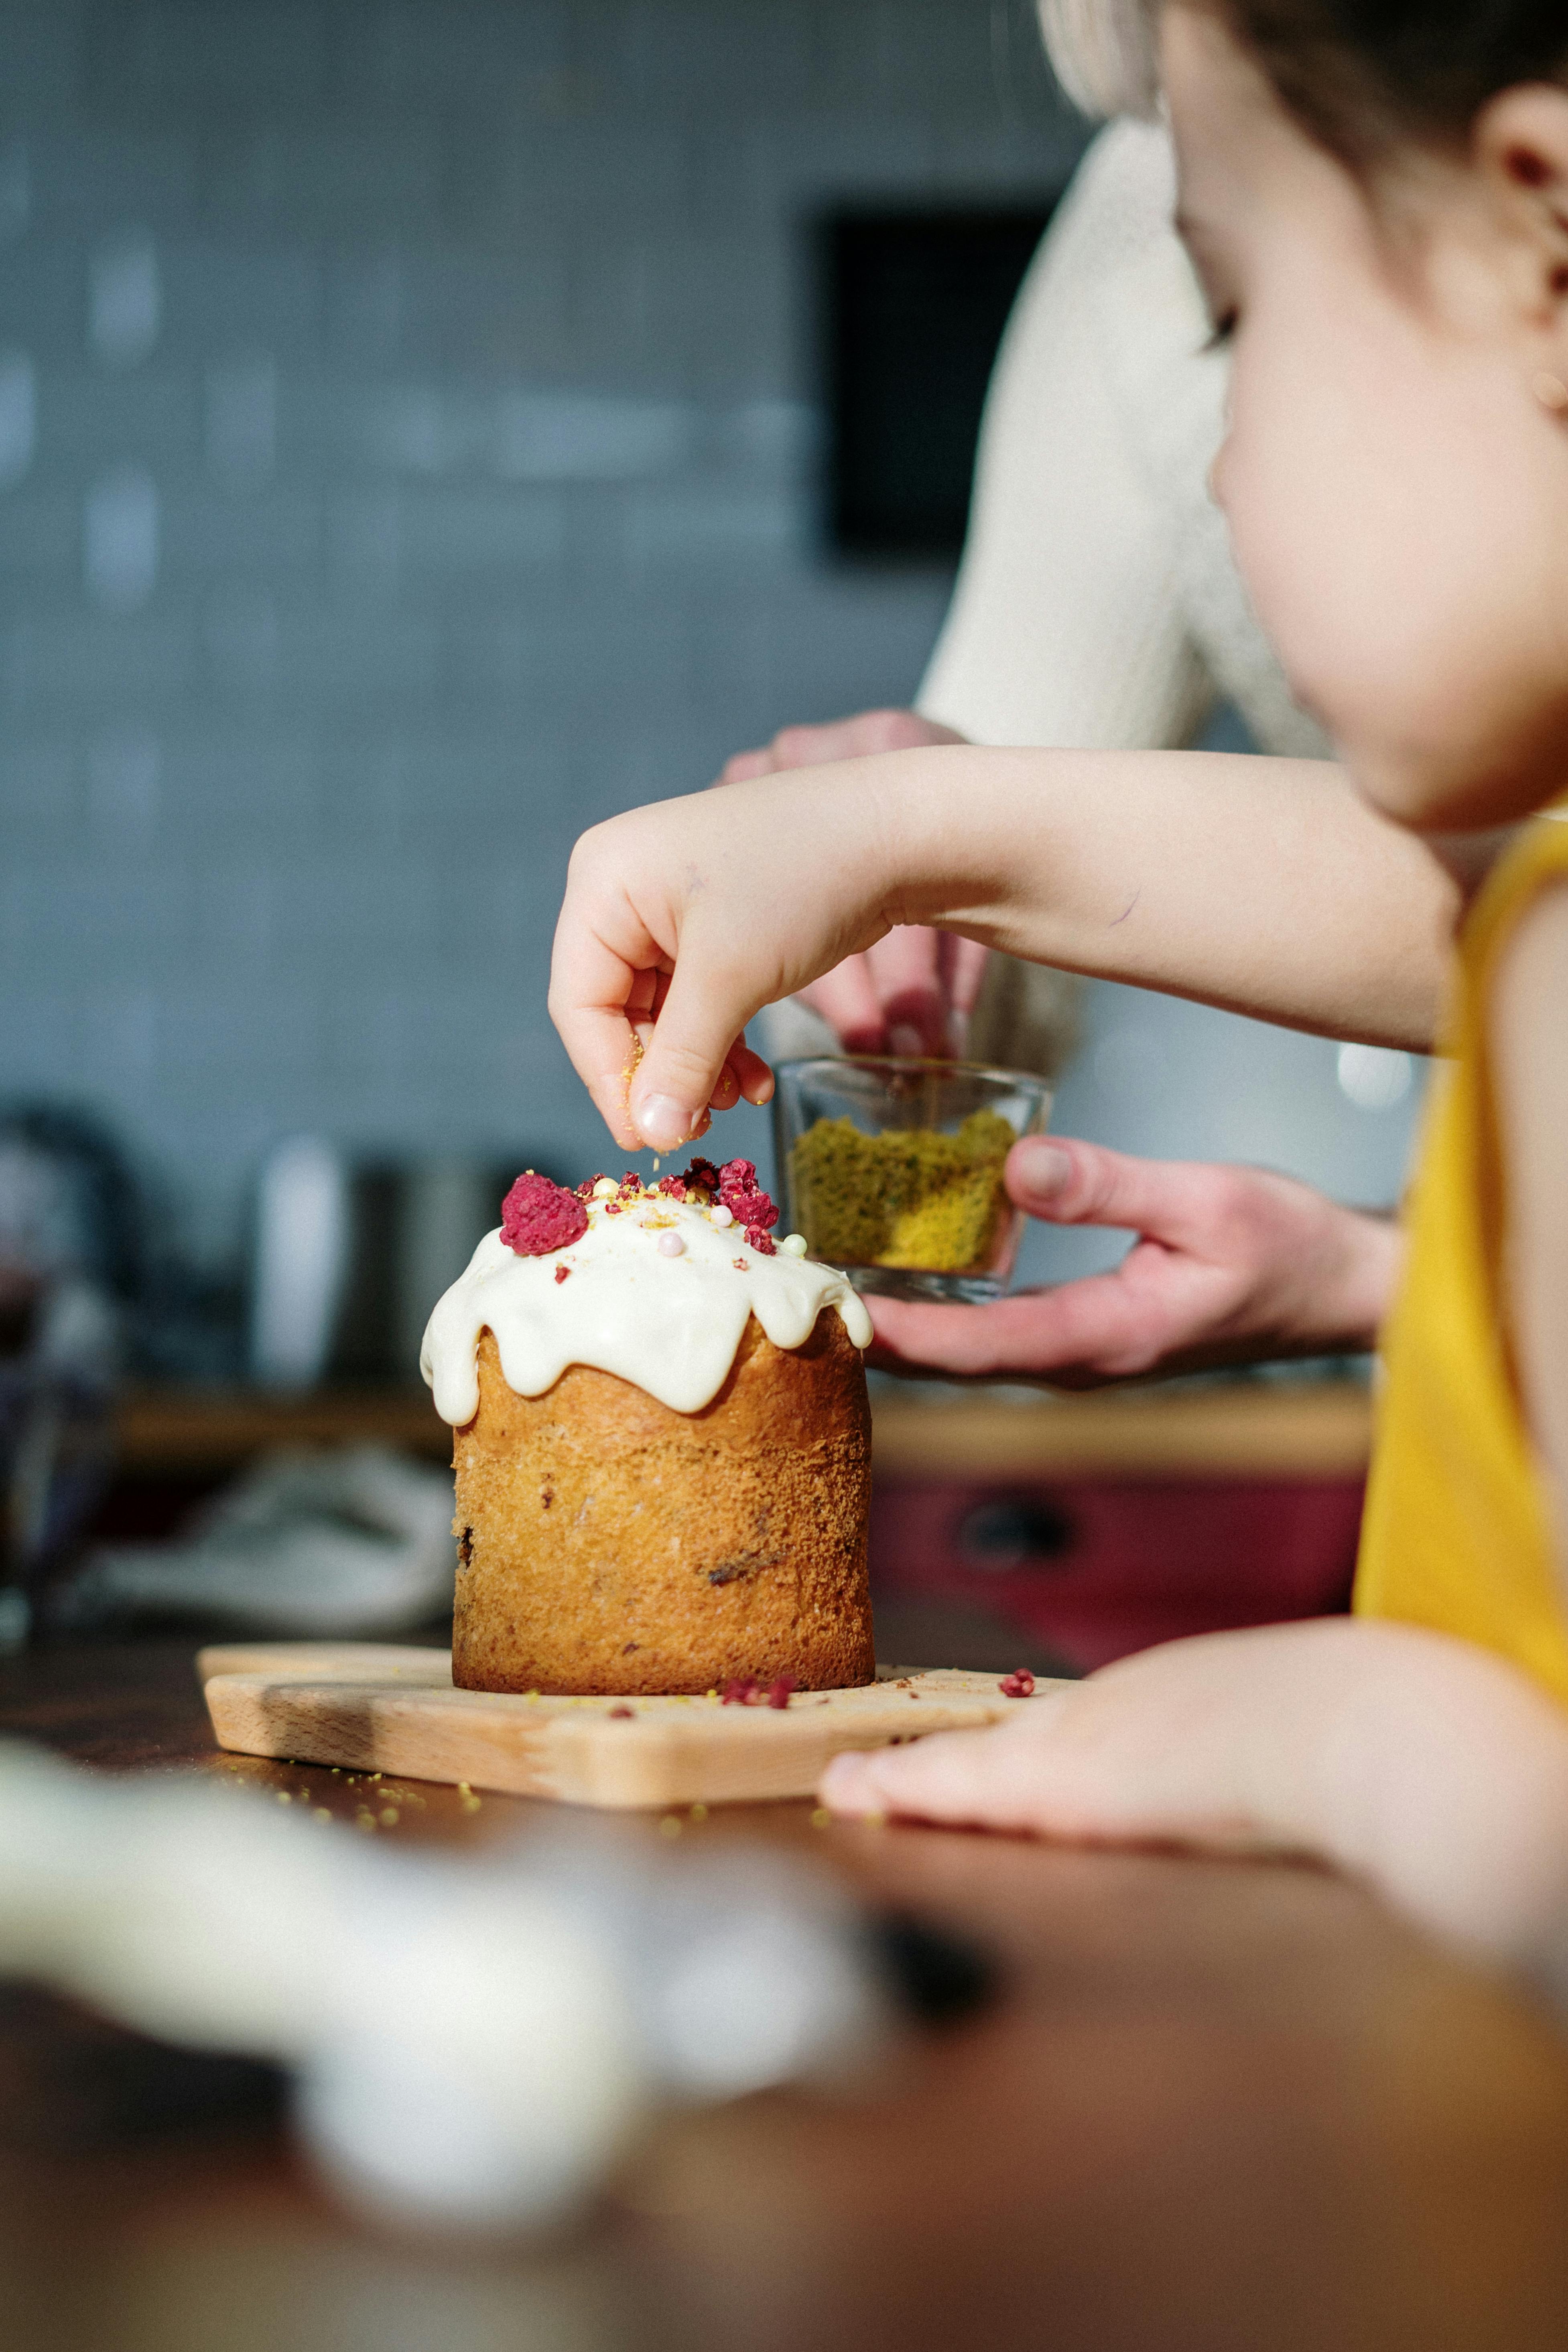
[
  {"x1": 501, "y1": 1170, "x2": 589, "y2": 1257},
  {"x1": 718, "y1": 1158, "x2": 779, "y2": 1233}
]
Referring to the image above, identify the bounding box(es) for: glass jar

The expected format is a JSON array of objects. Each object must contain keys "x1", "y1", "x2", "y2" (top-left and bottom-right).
[{"x1": 772, "y1": 1058, "x2": 1052, "y2": 1304}]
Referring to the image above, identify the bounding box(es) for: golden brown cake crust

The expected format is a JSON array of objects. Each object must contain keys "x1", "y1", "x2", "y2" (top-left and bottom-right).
[{"x1": 451, "y1": 1312, "x2": 875, "y2": 1696}]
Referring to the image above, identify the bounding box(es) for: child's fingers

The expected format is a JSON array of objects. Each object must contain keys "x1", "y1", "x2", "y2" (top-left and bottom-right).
[
  {"x1": 820, "y1": 1715, "x2": 1065, "y2": 1829},
  {"x1": 705, "y1": 1043, "x2": 773, "y2": 1112},
  {"x1": 820, "y1": 1647, "x2": 1289, "y2": 1848},
  {"x1": 563, "y1": 1007, "x2": 650, "y2": 1150},
  {"x1": 548, "y1": 882, "x2": 669, "y2": 1150},
  {"x1": 728, "y1": 1039, "x2": 775, "y2": 1107},
  {"x1": 626, "y1": 956, "x2": 762, "y2": 1152}
]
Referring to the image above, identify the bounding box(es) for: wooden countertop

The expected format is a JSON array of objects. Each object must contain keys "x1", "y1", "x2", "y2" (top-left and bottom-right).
[
  {"x1": 869, "y1": 1377, "x2": 1372, "y2": 1481},
  {"x1": 0, "y1": 1634, "x2": 1563, "y2": 2352},
  {"x1": 114, "y1": 1377, "x2": 1375, "y2": 1481}
]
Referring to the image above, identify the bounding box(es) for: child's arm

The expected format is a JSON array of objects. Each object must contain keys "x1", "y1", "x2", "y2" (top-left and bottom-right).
[
  {"x1": 819, "y1": 1620, "x2": 1568, "y2": 1991},
  {"x1": 715, "y1": 709, "x2": 985, "y2": 1056},
  {"x1": 550, "y1": 746, "x2": 1456, "y2": 1151},
  {"x1": 865, "y1": 1135, "x2": 1401, "y2": 1384}
]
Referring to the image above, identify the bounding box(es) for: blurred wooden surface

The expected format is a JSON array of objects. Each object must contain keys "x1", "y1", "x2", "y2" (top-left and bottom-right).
[
  {"x1": 115, "y1": 1378, "x2": 1375, "y2": 1480},
  {"x1": 870, "y1": 1379, "x2": 1373, "y2": 1480},
  {"x1": 1, "y1": 1634, "x2": 1565, "y2": 2352}
]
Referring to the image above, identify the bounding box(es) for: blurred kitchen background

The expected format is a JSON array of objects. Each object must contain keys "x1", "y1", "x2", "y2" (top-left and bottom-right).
[{"x1": 0, "y1": 0, "x2": 1418, "y2": 1657}]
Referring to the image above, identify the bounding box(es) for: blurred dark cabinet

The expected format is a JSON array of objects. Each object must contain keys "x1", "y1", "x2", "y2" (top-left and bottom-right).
[
  {"x1": 870, "y1": 1474, "x2": 1364, "y2": 1676},
  {"x1": 823, "y1": 202, "x2": 1059, "y2": 559}
]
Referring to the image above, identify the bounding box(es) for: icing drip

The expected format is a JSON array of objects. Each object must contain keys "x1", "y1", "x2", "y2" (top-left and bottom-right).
[{"x1": 421, "y1": 1191, "x2": 872, "y2": 1424}]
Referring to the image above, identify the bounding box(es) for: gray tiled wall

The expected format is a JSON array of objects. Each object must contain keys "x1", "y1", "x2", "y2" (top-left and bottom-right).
[{"x1": 0, "y1": 0, "x2": 1087, "y2": 1256}]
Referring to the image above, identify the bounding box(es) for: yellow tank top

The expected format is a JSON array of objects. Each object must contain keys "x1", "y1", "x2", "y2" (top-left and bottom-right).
[{"x1": 1354, "y1": 801, "x2": 1568, "y2": 1700}]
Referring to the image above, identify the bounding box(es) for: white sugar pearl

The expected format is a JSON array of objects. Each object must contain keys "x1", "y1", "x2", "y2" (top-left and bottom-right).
[
  {"x1": 592, "y1": 1177, "x2": 618, "y2": 1199},
  {"x1": 709, "y1": 1204, "x2": 734, "y2": 1228},
  {"x1": 656, "y1": 1230, "x2": 686, "y2": 1257},
  {"x1": 780, "y1": 1233, "x2": 808, "y2": 1257}
]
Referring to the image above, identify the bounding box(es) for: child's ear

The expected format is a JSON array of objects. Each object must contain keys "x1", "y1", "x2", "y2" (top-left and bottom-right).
[{"x1": 1474, "y1": 85, "x2": 1568, "y2": 391}]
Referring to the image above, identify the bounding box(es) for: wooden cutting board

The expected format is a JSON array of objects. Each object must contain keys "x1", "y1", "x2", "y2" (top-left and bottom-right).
[{"x1": 198, "y1": 1642, "x2": 1065, "y2": 1810}]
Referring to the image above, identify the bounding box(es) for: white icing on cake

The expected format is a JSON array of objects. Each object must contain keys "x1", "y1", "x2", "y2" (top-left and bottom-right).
[{"x1": 420, "y1": 1190, "x2": 873, "y2": 1424}]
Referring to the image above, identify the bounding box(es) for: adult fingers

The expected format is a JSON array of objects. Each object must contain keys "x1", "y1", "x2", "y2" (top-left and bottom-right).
[
  {"x1": 864, "y1": 1274, "x2": 1187, "y2": 1385},
  {"x1": 718, "y1": 747, "x2": 772, "y2": 785},
  {"x1": 798, "y1": 955, "x2": 891, "y2": 1053},
  {"x1": 715, "y1": 709, "x2": 964, "y2": 792},
  {"x1": 1005, "y1": 1135, "x2": 1236, "y2": 1249},
  {"x1": 863, "y1": 926, "x2": 949, "y2": 1056},
  {"x1": 942, "y1": 934, "x2": 991, "y2": 1020},
  {"x1": 717, "y1": 719, "x2": 863, "y2": 787}
]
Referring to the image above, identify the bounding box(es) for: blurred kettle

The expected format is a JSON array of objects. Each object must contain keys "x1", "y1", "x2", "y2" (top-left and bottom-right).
[
  {"x1": 249, "y1": 1136, "x2": 350, "y2": 1389},
  {"x1": 250, "y1": 1144, "x2": 555, "y2": 1390}
]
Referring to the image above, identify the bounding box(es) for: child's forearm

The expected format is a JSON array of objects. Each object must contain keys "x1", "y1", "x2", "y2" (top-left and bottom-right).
[{"x1": 879, "y1": 745, "x2": 1453, "y2": 1047}]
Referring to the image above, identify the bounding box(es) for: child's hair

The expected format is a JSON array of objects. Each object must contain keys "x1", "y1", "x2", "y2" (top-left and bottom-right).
[{"x1": 1038, "y1": 0, "x2": 1568, "y2": 166}]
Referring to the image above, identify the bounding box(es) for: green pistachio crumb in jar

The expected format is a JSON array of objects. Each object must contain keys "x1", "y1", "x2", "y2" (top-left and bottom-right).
[{"x1": 789, "y1": 1107, "x2": 1016, "y2": 1272}]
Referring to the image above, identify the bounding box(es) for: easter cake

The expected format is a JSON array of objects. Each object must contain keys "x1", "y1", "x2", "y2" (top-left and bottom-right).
[{"x1": 420, "y1": 1160, "x2": 876, "y2": 1697}]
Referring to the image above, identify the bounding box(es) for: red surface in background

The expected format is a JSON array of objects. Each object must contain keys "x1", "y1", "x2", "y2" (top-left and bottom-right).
[{"x1": 869, "y1": 1477, "x2": 1365, "y2": 1675}]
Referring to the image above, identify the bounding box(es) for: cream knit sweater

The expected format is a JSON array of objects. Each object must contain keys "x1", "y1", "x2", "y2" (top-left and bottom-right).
[
  {"x1": 920, "y1": 117, "x2": 1327, "y2": 761},
  {"x1": 765, "y1": 118, "x2": 1328, "y2": 1074}
]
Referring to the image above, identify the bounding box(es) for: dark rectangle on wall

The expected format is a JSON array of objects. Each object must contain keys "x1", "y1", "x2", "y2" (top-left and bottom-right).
[{"x1": 823, "y1": 201, "x2": 1060, "y2": 560}]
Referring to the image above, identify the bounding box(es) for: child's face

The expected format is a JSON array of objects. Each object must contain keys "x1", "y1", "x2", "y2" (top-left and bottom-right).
[{"x1": 1164, "y1": 7, "x2": 1568, "y2": 833}]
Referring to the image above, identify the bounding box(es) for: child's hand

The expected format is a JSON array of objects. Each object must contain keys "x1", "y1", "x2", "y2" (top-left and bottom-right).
[
  {"x1": 821, "y1": 1620, "x2": 1568, "y2": 1984},
  {"x1": 550, "y1": 762, "x2": 921, "y2": 1152},
  {"x1": 867, "y1": 1136, "x2": 1401, "y2": 1385},
  {"x1": 715, "y1": 711, "x2": 987, "y2": 1058}
]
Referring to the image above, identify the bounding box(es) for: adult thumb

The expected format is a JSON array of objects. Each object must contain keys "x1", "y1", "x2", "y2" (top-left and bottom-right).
[{"x1": 1006, "y1": 1135, "x2": 1205, "y2": 1242}]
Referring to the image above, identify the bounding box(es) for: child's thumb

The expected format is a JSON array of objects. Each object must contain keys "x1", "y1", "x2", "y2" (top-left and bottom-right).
[{"x1": 628, "y1": 971, "x2": 752, "y2": 1152}]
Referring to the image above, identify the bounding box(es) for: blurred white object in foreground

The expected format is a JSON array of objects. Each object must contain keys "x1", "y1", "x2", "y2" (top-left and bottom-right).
[{"x1": 0, "y1": 1742, "x2": 887, "y2": 2231}]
